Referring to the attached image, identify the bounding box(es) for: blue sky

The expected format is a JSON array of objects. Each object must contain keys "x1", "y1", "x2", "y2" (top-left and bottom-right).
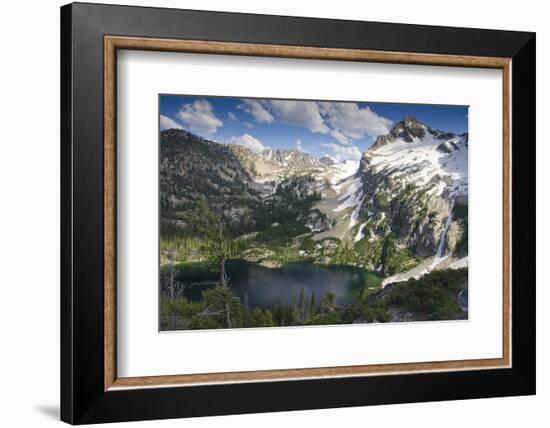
[{"x1": 160, "y1": 94, "x2": 468, "y2": 161}]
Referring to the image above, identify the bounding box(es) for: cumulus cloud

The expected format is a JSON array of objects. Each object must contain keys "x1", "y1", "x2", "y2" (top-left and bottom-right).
[
  {"x1": 321, "y1": 143, "x2": 363, "y2": 161},
  {"x1": 320, "y1": 102, "x2": 392, "y2": 140},
  {"x1": 238, "y1": 99, "x2": 274, "y2": 124},
  {"x1": 293, "y1": 139, "x2": 310, "y2": 154},
  {"x1": 160, "y1": 115, "x2": 183, "y2": 130},
  {"x1": 266, "y1": 100, "x2": 328, "y2": 134},
  {"x1": 237, "y1": 98, "x2": 392, "y2": 144},
  {"x1": 239, "y1": 99, "x2": 328, "y2": 134},
  {"x1": 329, "y1": 129, "x2": 350, "y2": 145},
  {"x1": 227, "y1": 111, "x2": 238, "y2": 121},
  {"x1": 243, "y1": 121, "x2": 255, "y2": 128},
  {"x1": 229, "y1": 134, "x2": 266, "y2": 154},
  {"x1": 176, "y1": 99, "x2": 223, "y2": 135}
]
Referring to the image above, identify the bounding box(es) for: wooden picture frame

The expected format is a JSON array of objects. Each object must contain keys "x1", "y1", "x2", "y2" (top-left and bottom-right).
[{"x1": 61, "y1": 2, "x2": 535, "y2": 424}]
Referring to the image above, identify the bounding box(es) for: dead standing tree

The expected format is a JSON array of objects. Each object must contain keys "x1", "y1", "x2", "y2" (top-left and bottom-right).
[
  {"x1": 218, "y1": 208, "x2": 232, "y2": 329},
  {"x1": 165, "y1": 241, "x2": 187, "y2": 301},
  {"x1": 168, "y1": 241, "x2": 176, "y2": 301}
]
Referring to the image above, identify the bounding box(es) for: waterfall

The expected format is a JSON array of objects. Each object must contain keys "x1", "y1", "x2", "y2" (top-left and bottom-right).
[
  {"x1": 426, "y1": 199, "x2": 455, "y2": 271},
  {"x1": 435, "y1": 199, "x2": 455, "y2": 259},
  {"x1": 381, "y1": 199, "x2": 457, "y2": 287},
  {"x1": 381, "y1": 199, "x2": 456, "y2": 287}
]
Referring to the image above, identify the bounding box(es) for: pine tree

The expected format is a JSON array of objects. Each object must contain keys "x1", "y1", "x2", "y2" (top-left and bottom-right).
[
  {"x1": 309, "y1": 292, "x2": 316, "y2": 318},
  {"x1": 298, "y1": 286, "x2": 305, "y2": 321},
  {"x1": 320, "y1": 291, "x2": 337, "y2": 313},
  {"x1": 218, "y1": 210, "x2": 231, "y2": 329},
  {"x1": 243, "y1": 292, "x2": 251, "y2": 328}
]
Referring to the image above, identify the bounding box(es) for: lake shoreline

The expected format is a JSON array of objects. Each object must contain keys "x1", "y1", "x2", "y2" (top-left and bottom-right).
[{"x1": 165, "y1": 258, "x2": 383, "y2": 308}]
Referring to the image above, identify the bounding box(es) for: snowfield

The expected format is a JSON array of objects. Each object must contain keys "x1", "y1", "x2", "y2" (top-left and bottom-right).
[{"x1": 366, "y1": 131, "x2": 468, "y2": 198}]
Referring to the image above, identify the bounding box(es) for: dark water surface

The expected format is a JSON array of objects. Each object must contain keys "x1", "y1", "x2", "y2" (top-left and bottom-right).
[{"x1": 179, "y1": 260, "x2": 381, "y2": 307}]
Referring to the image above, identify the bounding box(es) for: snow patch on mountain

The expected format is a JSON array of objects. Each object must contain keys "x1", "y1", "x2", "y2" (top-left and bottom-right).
[
  {"x1": 366, "y1": 131, "x2": 468, "y2": 198},
  {"x1": 354, "y1": 223, "x2": 367, "y2": 243},
  {"x1": 329, "y1": 160, "x2": 360, "y2": 184},
  {"x1": 334, "y1": 176, "x2": 363, "y2": 212}
]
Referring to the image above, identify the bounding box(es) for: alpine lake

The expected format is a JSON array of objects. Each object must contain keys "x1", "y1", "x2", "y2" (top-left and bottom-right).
[{"x1": 175, "y1": 259, "x2": 383, "y2": 308}]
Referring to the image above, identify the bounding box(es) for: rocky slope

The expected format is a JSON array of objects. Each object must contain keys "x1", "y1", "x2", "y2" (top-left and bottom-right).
[
  {"x1": 319, "y1": 155, "x2": 338, "y2": 167},
  {"x1": 261, "y1": 147, "x2": 324, "y2": 171},
  {"x1": 354, "y1": 116, "x2": 468, "y2": 277},
  {"x1": 228, "y1": 144, "x2": 327, "y2": 183},
  {"x1": 160, "y1": 129, "x2": 263, "y2": 233}
]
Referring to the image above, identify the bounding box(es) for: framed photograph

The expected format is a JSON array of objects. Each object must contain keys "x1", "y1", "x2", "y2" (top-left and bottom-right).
[{"x1": 61, "y1": 2, "x2": 535, "y2": 424}]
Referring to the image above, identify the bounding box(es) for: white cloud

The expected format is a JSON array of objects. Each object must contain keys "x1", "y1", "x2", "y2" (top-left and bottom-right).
[
  {"x1": 320, "y1": 102, "x2": 392, "y2": 141},
  {"x1": 160, "y1": 115, "x2": 183, "y2": 130},
  {"x1": 238, "y1": 99, "x2": 274, "y2": 124},
  {"x1": 267, "y1": 100, "x2": 328, "y2": 134},
  {"x1": 229, "y1": 134, "x2": 266, "y2": 154},
  {"x1": 239, "y1": 99, "x2": 328, "y2": 134},
  {"x1": 243, "y1": 121, "x2": 255, "y2": 128},
  {"x1": 321, "y1": 143, "x2": 363, "y2": 161},
  {"x1": 237, "y1": 98, "x2": 392, "y2": 145},
  {"x1": 293, "y1": 139, "x2": 310, "y2": 154},
  {"x1": 329, "y1": 129, "x2": 349, "y2": 145},
  {"x1": 176, "y1": 99, "x2": 223, "y2": 135},
  {"x1": 228, "y1": 111, "x2": 238, "y2": 121}
]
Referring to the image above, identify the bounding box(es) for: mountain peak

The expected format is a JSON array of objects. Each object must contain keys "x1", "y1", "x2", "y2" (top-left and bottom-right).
[
  {"x1": 370, "y1": 116, "x2": 428, "y2": 150},
  {"x1": 319, "y1": 155, "x2": 337, "y2": 167},
  {"x1": 257, "y1": 147, "x2": 324, "y2": 171},
  {"x1": 401, "y1": 115, "x2": 422, "y2": 123},
  {"x1": 390, "y1": 116, "x2": 426, "y2": 136},
  {"x1": 161, "y1": 128, "x2": 190, "y2": 138}
]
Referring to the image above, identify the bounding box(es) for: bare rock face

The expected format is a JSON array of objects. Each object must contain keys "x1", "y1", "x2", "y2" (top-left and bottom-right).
[
  {"x1": 229, "y1": 144, "x2": 328, "y2": 181},
  {"x1": 241, "y1": 246, "x2": 279, "y2": 267},
  {"x1": 303, "y1": 209, "x2": 335, "y2": 233},
  {"x1": 436, "y1": 141, "x2": 459, "y2": 153},
  {"x1": 370, "y1": 116, "x2": 427, "y2": 150},
  {"x1": 412, "y1": 197, "x2": 453, "y2": 256},
  {"x1": 260, "y1": 148, "x2": 324, "y2": 173},
  {"x1": 444, "y1": 221, "x2": 463, "y2": 255},
  {"x1": 276, "y1": 175, "x2": 318, "y2": 198},
  {"x1": 319, "y1": 155, "x2": 337, "y2": 167}
]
